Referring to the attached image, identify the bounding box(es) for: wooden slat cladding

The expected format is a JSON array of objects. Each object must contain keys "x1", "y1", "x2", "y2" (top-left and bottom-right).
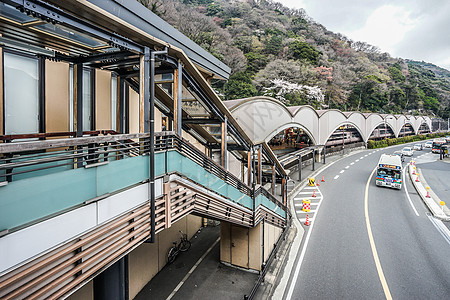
[{"x1": 0, "y1": 205, "x2": 150, "y2": 299}]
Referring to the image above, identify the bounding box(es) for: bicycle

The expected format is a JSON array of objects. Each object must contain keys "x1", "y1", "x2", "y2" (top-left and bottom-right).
[{"x1": 167, "y1": 230, "x2": 191, "y2": 263}]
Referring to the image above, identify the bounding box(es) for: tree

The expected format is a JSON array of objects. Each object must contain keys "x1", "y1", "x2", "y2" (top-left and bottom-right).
[
  {"x1": 262, "y1": 78, "x2": 325, "y2": 107},
  {"x1": 265, "y1": 35, "x2": 283, "y2": 55},
  {"x1": 244, "y1": 52, "x2": 269, "y2": 74},
  {"x1": 388, "y1": 66, "x2": 405, "y2": 83},
  {"x1": 288, "y1": 40, "x2": 321, "y2": 65},
  {"x1": 223, "y1": 72, "x2": 257, "y2": 100}
]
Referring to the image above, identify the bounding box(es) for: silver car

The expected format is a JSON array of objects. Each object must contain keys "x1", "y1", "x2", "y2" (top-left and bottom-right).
[
  {"x1": 413, "y1": 144, "x2": 423, "y2": 151},
  {"x1": 402, "y1": 147, "x2": 414, "y2": 156}
]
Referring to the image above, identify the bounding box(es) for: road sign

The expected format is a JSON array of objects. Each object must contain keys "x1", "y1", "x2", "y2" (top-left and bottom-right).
[{"x1": 309, "y1": 177, "x2": 315, "y2": 186}]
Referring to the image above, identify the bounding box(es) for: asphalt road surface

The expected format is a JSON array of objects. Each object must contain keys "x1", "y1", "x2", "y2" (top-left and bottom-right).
[{"x1": 286, "y1": 144, "x2": 450, "y2": 299}]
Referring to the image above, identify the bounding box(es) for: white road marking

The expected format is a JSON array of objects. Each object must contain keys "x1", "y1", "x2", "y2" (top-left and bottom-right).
[
  {"x1": 345, "y1": 166, "x2": 349, "y2": 169},
  {"x1": 167, "y1": 237, "x2": 220, "y2": 300},
  {"x1": 428, "y1": 216, "x2": 450, "y2": 246},
  {"x1": 364, "y1": 155, "x2": 368, "y2": 157},
  {"x1": 340, "y1": 170, "x2": 345, "y2": 174},
  {"x1": 334, "y1": 175, "x2": 339, "y2": 179},
  {"x1": 403, "y1": 169, "x2": 419, "y2": 216},
  {"x1": 356, "y1": 159, "x2": 360, "y2": 162},
  {"x1": 350, "y1": 162, "x2": 355, "y2": 165},
  {"x1": 286, "y1": 187, "x2": 324, "y2": 300},
  {"x1": 360, "y1": 156, "x2": 364, "y2": 159},
  {"x1": 297, "y1": 191, "x2": 321, "y2": 195}
]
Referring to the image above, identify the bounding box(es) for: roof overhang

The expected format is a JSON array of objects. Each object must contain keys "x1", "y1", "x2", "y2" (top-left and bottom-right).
[{"x1": 45, "y1": 0, "x2": 231, "y2": 80}]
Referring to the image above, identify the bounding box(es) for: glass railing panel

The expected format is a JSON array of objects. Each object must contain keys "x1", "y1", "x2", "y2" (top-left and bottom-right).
[
  {"x1": 256, "y1": 194, "x2": 286, "y2": 218},
  {"x1": 97, "y1": 156, "x2": 149, "y2": 196},
  {"x1": 0, "y1": 168, "x2": 97, "y2": 230}
]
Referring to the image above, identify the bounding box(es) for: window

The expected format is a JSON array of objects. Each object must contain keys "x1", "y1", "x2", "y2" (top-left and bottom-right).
[
  {"x1": 82, "y1": 69, "x2": 92, "y2": 131},
  {"x1": 4, "y1": 52, "x2": 39, "y2": 135}
]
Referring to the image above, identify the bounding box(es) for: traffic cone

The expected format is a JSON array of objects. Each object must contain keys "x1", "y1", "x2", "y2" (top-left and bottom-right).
[
  {"x1": 322, "y1": 175, "x2": 325, "y2": 182},
  {"x1": 317, "y1": 181, "x2": 320, "y2": 186},
  {"x1": 412, "y1": 168, "x2": 416, "y2": 175},
  {"x1": 312, "y1": 189, "x2": 316, "y2": 197},
  {"x1": 304, "y1": 214, "x2": 310, "y2": 226},
  {"x1": 416, "y1": 175, "x2": 420, "y2": 182},
  {"x1": 426, "y1": 187, "x2": 430, "y2": 198}
]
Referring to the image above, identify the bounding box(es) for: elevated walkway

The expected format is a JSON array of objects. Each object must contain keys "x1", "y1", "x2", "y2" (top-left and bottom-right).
[{"x1": 0, "y1": 131, "x2": 287, "y2": 299}]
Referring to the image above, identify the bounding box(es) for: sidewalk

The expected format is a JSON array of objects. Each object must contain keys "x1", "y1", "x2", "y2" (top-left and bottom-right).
[
  {"x1": 408, "y1": 159, "x2": 450, "y2": 221},
  {"x1": 135, "y1": 225, "x2": 258, "y2": 300}
]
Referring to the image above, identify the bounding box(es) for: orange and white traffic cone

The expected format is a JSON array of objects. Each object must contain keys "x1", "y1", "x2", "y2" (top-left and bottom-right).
[
  {"x1": 412, "y1": 168, "x2": 416, "y2": 175},
  {"x1": 322, "y1": 175, "x2": 325, "y2": 182},
  {"x1": 304, "y1": 214, "x2": 310, "y2": 226},
  {"x1": 416, "y1": 175, "x2": 420, "y2": 182},
  {"x1": 312, "y1": 189, "x2": 316, "y2": 197},
  {"x1": 426, "y1": 187, "x2": 430, "y2": 198},
  {"x1": 317, "y1": 181, "x2": 320, "y2": 186}
]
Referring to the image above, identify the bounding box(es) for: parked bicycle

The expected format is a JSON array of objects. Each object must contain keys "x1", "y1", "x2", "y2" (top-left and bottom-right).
[{"x1": 167, "y1": 230, "x2": 191, "y2": 263}]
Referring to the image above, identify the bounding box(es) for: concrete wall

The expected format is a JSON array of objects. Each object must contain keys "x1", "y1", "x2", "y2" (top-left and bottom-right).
[
  {"x1": 66, "y1": 214, "x2": 202, "y2": 300},
  {"x1": 220, "y1": 221, "x2": 282, "y2": 272}
]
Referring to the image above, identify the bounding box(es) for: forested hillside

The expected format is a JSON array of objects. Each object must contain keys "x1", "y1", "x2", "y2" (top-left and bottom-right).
[{"x1": 139, "y1": 0, "x2": 450, "y2": 119}]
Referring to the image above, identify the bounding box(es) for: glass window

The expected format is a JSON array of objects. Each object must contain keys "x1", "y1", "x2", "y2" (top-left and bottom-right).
[
  {"x1": 83, "y1": 69, "x2": 92, "y2": 131},
  {"x1": 4, "y1": 52, "x2": 39, "y2": 135},
  {"x1": 111, "y1": 75, "x2": 117, "y2": 131}
]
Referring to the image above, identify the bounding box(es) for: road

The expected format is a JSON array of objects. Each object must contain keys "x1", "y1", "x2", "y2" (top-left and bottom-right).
[{"x1": 286, "y1": 144, "x2": 450, "y2": 299}]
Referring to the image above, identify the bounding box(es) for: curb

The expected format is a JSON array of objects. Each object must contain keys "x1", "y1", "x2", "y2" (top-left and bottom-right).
[{"x1": 408, "y1": 163, "x2": 450, "y2": 221}]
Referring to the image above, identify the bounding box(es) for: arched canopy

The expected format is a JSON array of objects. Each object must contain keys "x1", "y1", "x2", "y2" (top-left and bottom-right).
[{"x1": 227, "y1": 96, "x2": 434, "y2": 146}]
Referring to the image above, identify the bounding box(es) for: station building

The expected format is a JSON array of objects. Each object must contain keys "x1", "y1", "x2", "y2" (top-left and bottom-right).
[{"x1": 0, "y1": 1, "x2": 288, "y2": 299}]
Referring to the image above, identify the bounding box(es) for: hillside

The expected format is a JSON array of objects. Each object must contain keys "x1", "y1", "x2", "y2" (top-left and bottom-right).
[{"x1": 139, "y1": 0, "x2": 450, "y2": 119}]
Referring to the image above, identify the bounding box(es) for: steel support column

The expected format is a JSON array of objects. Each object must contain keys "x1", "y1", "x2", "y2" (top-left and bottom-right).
[
  {"x1": 271, "y1": 165, "x2": 276, "y2": 195},
  {"x1": 258, "y1": 146, "x2": 262, "y2": 185},
  {"x1": 298, "y1": 154, "x2": 302, "y2": 181},
  {"x1": 150, "y1": 48, "x2": 167, "y2": 243},
  {"x1": 312, "y1": 149, "x2": 315, "y2": 171},
  {"x1": 247, "y1": 149, "x2": 252, "y2": 186},
  {"x1": 221, "y1": 118, "x2": 228, "y2": 168},
  {"x1": 174, "y1": 61, "x2": 183, "y2": 136}
]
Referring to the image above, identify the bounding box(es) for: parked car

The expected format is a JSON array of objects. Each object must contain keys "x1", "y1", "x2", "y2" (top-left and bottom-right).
[
  {"x1": 413, "y1": 144, "x2": 423, "y2": 151},
  {"x1": 424, "y1": 141, "x2": 433, "y2": 148},
  {"x1": 393, "y1": 151, "x2": 405, "y2": 162},
  {"x1": 402, "y1": 147, "x2": 414, "y2": 156}
]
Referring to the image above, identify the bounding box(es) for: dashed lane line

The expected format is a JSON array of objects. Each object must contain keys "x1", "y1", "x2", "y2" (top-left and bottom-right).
[
  {"x1": 334, "y1": 175, "x2": 339, "y2": 179},
  {"x1": 340, "y1": 170, "x2": 345, "y2": 174}
]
